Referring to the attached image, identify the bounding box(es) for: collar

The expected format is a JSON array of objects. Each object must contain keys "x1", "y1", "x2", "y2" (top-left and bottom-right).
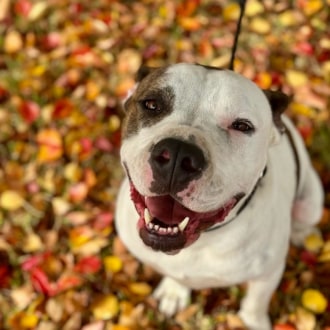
[{"x1": 205, "y1": 166, "x2": 267, "y2": 233}]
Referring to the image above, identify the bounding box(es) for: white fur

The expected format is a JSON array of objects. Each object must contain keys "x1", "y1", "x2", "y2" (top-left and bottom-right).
[{"x1": 115, "y1": 64, "x2": 324, "y2": 330}]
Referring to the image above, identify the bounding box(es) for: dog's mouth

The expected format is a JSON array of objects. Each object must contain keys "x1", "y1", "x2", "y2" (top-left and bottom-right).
[{"x1": 129, "y1": 183, "x2": 242, "y2": 253}]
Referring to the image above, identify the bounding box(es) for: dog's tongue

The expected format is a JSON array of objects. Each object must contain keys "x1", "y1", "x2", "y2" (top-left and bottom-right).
[{"x1": 145, "y1": 195, "x2": 190, "y2": 224}]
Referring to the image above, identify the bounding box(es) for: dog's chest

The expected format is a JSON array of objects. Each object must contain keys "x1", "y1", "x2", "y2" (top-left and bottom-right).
[{"x1": 137, "y1": 235, "x2": 273, "y2": 289}]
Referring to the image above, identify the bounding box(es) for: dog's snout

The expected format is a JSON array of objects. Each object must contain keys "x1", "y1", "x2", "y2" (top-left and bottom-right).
[{"x1": 150, "y1": 138, "x2": 206, "y2": 193}]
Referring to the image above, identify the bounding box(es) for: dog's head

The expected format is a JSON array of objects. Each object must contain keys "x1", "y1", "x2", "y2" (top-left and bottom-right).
[{"x1": 120, "y1": 63, "x2": 290, "y2": 253}]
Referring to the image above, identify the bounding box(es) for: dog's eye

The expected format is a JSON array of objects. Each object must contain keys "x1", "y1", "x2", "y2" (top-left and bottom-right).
[
  {"x1": 141, "y1": 99, "x2": 160, "y2": 113},
  {"x1": 230, "y1": 119, "x2": 255, "y2": 134}
]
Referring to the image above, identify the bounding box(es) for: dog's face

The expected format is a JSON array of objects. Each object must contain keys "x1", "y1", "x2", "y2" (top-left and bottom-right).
[{"x1": 120, "y1": 63, "x2": 289, "y2": 253}]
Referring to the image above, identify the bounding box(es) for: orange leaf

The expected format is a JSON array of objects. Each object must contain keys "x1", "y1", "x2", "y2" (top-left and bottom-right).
[{"x1": 36, "y1": 129, "x2": 63, "y2": 163}]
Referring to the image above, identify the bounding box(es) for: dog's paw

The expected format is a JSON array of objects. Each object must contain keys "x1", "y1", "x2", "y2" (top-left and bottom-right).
[
  {"x1": 238, "y1": 310, "x2": 271, "y2": 330},
  {"x1": 153, "y1": 277, "x2": 190, "y2": 317}
]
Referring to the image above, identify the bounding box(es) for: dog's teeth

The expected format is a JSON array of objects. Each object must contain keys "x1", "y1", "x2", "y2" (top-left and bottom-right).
[
  {"x1": 154, "y1": 224, "x2": 159, "y2": 231},
  {"x1": 147, "y1": 222, "x2": 154, "y2": 229},
  {"x1": 159, "y1": 227, "x2": 166, "y2": 234},
  {"x1": 167, "y1": 227, "x2": 172, "y2": 234},
  {"x1": 173, "y1": 227, "x2": 179, "y2": 234},
  {"x1": 144, "y1": 208, "x2": 152, "y2": 225},
  {"x1": 179, "y1": 217, "x2": 190, "y2": 232}
]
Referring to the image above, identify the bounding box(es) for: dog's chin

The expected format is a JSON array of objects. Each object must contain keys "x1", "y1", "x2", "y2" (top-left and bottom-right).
[{"x1": 129, "y1": 183, "x2": 242, "y2": 253}]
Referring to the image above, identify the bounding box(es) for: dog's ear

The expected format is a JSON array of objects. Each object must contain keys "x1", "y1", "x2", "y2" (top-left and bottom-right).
[
  {"x1": 263, "y1": 90, "x2": 292, "y2": 132},
  {"x1": 264, "y1": 90, "x2": 292, "y2": 145},
  {"x1": 136, "y1": 66, "x2": 158, "y2": 82}
]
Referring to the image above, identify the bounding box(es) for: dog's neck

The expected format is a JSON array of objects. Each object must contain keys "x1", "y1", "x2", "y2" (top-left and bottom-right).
[{"x1": 205, "y1": 166, "x2": 267, "y2": 232}]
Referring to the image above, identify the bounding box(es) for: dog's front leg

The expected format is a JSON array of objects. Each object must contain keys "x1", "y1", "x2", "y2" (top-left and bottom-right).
[
  {"x1": 153, "y1": 277, "x2": 191, "y2": 316},
  {"x1": 238, "y1": 263, "x2": 285, "y2": 330}
]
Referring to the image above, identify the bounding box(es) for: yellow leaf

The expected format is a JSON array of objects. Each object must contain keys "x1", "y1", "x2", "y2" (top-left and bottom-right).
[
  {"x1": 86, "y1": 80, "x2": 101, "y2": 101},
  {"x1": 28, "y1": 1, "x2": 47, "y2": 21},
  {"x1": 245, "y1": 0, "x2": 264, "y2": 17},
  {"x1": 104, "y1": 256, "x2": 123, "y2": 273},
  {"x1": 319, "y1": 241, "x2": 330, "y2": 262},
  {"x1": 302, "y1": 0, "x2": 323, "y2": 16},
  {"x1": 301, "y1": 289, "x2": 328, "y2": 314},
  {"x1": 290, "y1": 103, "x2": 316, "y2": 118},
  {"x1": 20, "y1": 313, "x2": 39, "y2": 328},
  {"x1": 286, "y1": 70, "x2": 308, "y2": 87},
  {"x1": 304, "y1": 233, "x2": 324, "y2": 253},
  {"x1": 223, "y1": 3, "x2": 240, "y2": 21},
  {"x1": 111, "y1": 326, "x2": 131, "y2": 330},
  {"x1": 255, "y1": 72, "x2": 272, "y2": 89},
  {"x1": 108, "y1": 115, "x2": 121, "y2": 133},
  {"x1": 22, "y1": 233, "x2": 43, "y2": 253},
  {"x1": 278, "y1": 11, "x2": 297, "y2": 27},
  {"x1": 0, "y1": 190, "x2": 24, "y2": 210},
  {"x1": 4, "y1": 30, "x2": 23, "y2": 54},
  {"x1": 92, "y1": 295, "x2": 119, "y2": 320},
  {"x1": 129, "y1": 282, "x2": 152, "y2": 296},
  {"x1": 178, "y1": 17, "x2": 202, "y2": 31},
  {"x1": 64, "y1": 162, "x2": 82, "y2": 182},
  {"x1": 250, "y1": 17, "x2": 271, "y2": 34}
]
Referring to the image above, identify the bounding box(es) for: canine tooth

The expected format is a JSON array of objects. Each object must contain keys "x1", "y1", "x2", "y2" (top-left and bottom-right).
[
  {"x1": 144, "y1": 208, "x2": 152, "y2": 224},
  {"x1": 179, "y1": 217, "x2": 190, "y2": 232}
]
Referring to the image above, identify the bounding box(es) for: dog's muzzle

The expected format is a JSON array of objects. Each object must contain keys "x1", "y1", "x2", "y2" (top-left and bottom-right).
[{"x1": 126, "y1": 138, "x2": 243, "y2": 253}]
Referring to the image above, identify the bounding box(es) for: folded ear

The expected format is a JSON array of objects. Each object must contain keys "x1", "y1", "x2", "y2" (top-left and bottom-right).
[
  {"x1": 263, "y1": 90, "x2": 292, "y2": 133},
  {"x1": 136, "y1": 66, "x2": 158, "y2": 82}
]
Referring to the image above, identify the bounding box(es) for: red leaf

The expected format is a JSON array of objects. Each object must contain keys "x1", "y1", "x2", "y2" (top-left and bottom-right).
[
  {"x1": 56, "y1": 274, "x2": 83, "y2": 293},
  {"x1": 74, "y1": 256, "x2": 102, "y2": 275},
  {"x1": 274, "y1": 324, "x2": 296, "y2": 330},
  {"x1": 19, "y1": 100, "x2": 40, "y2": 124},
  {"x1": 21, "y1": 252, "x2": 51, "y2": 271},
  {"x1": 94, "y1": 136, "x2": 113, "y2": 152},
  {"x1": 0, "y1": 85, "x2": 9, "y2": 103},
  {"x1": 300, "y1": 250, "x2": 317, "y2": 267},
  {"x1": 30, "y1": 267, "x2": 56, "y2": 296},
  {"x1": 93, "y1": 212, "x2": 113, "y2": 231},
  {"x1": 14, "y1": 0, "x2": 32, "y2": 17},
  {"x1": 52, "y1": 99, "x2": 74, "y2": 119},
  {"x1": 40, "y1": 32, "x2": 62, "y2": 51}
]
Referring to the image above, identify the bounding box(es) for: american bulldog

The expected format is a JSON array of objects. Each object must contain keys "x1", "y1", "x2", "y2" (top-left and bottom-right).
[{"x1": 115, "y1": 63, "x2": 324, "y2": 330}]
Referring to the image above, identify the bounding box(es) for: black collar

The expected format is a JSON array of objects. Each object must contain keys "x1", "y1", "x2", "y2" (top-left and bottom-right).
[{"x1": 205, "y1": 166, "x2": 267, "y2": 233}]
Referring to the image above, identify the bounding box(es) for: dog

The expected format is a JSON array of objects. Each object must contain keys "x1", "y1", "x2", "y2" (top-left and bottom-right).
[{"x1": 115, "y1": 3, "x2": 324, "y2": 330}]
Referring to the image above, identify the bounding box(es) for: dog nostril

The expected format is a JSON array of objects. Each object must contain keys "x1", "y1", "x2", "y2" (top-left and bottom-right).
[
  {"x1": 154, "y1": 149, "x2": 171, "y2": 165},
  {"x1": 181, "y1": 157, "x2": 200, "y2": 173}
]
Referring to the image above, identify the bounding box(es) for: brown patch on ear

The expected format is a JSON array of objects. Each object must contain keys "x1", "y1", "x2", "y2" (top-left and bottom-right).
[
  {"x1": 263, "y1": 90, "x2": 292, "y2": 133},
  {"x1": 136, "y1": 66, "x2": 158, "y2": 82}
]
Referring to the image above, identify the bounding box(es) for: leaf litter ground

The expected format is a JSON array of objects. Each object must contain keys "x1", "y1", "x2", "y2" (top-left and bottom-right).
[{"x1": 0, "y1": 1, "x2": 330, "y2": 329}]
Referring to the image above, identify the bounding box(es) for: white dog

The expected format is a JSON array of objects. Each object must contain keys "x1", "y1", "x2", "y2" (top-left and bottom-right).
[{"x1": 115, "y1": 63, "x2": 324, "y2": 330}]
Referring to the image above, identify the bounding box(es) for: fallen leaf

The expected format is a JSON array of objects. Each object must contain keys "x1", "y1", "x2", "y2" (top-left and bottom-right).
[
  {"x1": 0, "y1": 190, "x2": 24, "y2": 210},
  {"x1": 92, "y1": 295, "x2": 119, "y2": 320},
  {"x1": 36, "y1": 129, "x2": 63, "y2": 163},
  {"x1": 301, "y1": 289, "x2": 328, "y2": 314}
]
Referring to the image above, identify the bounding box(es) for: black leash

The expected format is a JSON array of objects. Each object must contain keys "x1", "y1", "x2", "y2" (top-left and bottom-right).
[{"x1": 229, "y1": 0, "x2": 247, "y2": 71}]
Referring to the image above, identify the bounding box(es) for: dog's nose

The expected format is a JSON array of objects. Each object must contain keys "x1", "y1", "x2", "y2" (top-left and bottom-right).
[{"x1": 150, "y1": 138, "x2": 206, "y2": 192}]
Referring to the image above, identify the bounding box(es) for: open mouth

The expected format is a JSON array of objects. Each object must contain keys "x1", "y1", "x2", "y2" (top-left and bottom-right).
[{"x1": 129, "y1": 183, "x2": 242, "y2": 253}]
